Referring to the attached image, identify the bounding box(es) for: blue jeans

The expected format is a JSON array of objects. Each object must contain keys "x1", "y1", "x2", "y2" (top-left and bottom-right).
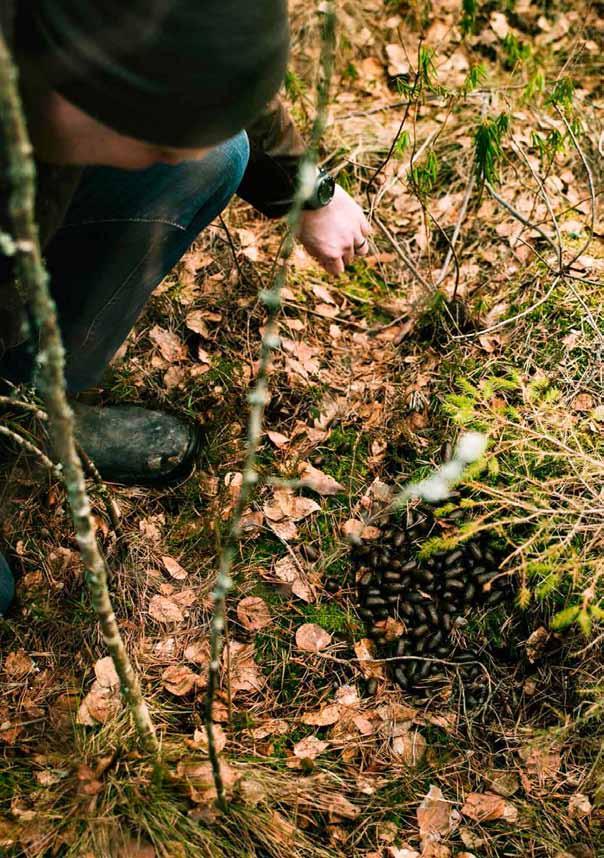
[{"x1": 2, "y1": 131, "x2": 250, "y2": 393}]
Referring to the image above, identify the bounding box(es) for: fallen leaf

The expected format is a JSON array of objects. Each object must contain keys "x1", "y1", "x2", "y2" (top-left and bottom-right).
[
  {"x1": 185, "y1": 310, "x2": 210, "y2": 337},
  {"x1": 417, "y1": 785, "x2": 455, "y2": 843},
  {"x1": 385, "y1": 43, "x2": 410, "y2": 76},
  {"x1": 184, "y1": 639, "x2": 210, "y2": 666},
  {"x1": 301, "y1": 703, "x2": 342, "y2": 727},
  {"x1": 236, "y1": 596, "x2": 271, "y2": 631},
  {"x1": 161, "y1": 665, "x2": 198, "y2": 696},
  {"x1": 251, "y1": 719, "x2": 290, "y2": 740},
  {"x1": 485, "y1": 769, "x2": 520, "y2": 798},
  {"x1": 568, "y1": 793, "x2": 592, "y2": 819},
  {"x1": 295, "y1": 623, "x2": 332, "y2": 653},
  {"x1": 273, "y1": 555, "x2": 314, "y2": 602},
  {"x1": 161, "y1": 556, "x2": 188, "y2": 580},
  {"x1": 342, "y1": 519, "x2": 382, "y2": 541},
  {"x1": 225, "y1": 641, "x2": 265, "y2": 695},
  {"x1": 148, "y1": 595, "x2": 185, "y2": 624},
  {"x1": 572, "y1": 393, "x2": 594, "y2": 412},
  {"x1": 490, "y1": 10, "x2": 510, "y2": 38},
  {"x1": 461, "y1": 792, "x2": 518, "y2": 823},
  {"x1": 519, "y1": 743, "x2": 561, "y2": 785},
  {"x1": 525, "y1": 627, "x2": 550, "y2": 663},
  {"x1": 76, "y1": 764, "x2": 103, "y2": 796},
  {"x1": 298, "y1": 462, "x2": 345, "y2": 496},
  {"x1": 391, "y1": 729, "x2": 427, "y2": 767},
  {"x1": 354, "y1": 638, "x2": 384, "y2": 679},
  {"x1": 268, "y1": 519, "x2": 298, "y2": 541},
  {"x1": 3, "y1": 650, "x2": 33, "y2": 678},
  {"x1": 94, "y1": 657, "x2": 120, "y2": 689},
  {"x1": 148, "y1": 325, "x2": 187, "y2": 362},
  {"x1": 187, "y1": 724, "x2": 227, "y2": 754},
  {"x1": 263, "y1": 488, "x2": 320, "y2": 522},
  {"x1": 77, "y1": 681, "x2": 121, "y2": 726},
  {"x1": 267, "y1": 430, "x2": 290, "y2": 448},
  {"x1": 293, "y1": 735, "x2": 329, "y2": 760}
]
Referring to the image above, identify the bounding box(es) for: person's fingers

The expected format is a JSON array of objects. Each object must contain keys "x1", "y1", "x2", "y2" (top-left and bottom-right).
[
  {"x1": 354, "y1": 235, "x2": 370, "y2": 256},
  {"x1": 359, "y1": 213, "x2": 372, "y2": 237},
  {"x1": 324, "y1": 256, "x2": 345, "y2": 276},
  {"x1": 343, "y1": 245, "x2": 355, "y2": 267}
]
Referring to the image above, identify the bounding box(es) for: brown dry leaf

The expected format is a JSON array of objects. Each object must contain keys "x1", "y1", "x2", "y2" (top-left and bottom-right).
[
  {"x1": 163, "y1": 366, "x2": 187, "y2": 390},
  {"x1": 273, "y1": 555, "x2": 314, "y2": 602},
  {"x1": 461, "y1": 792, "x2": 518, "y2": 823},
  {"x1": 295, "y1": 623, "x2": 332, "y2": 653},
  {"x1": 148, "y1": 595, "x2": 185, "y2": 624},
  {"x1": 391, "y1": 729, "x2": 427, "y2": 767},
  {"x1": 3, "y1": 650, "x2": 34, "y2": 678},
  {"x1": 226, "y1": 641, "x2": 265, "y2": 695},
  {"x1": 186, "y1": 724, "x2": 227, "y2": 754},
  {"x1": 172, "y1": 588, "x2": 197, "y2": 608},
  {"x1": 76, "y1": 764, "x2": 104, "y2": 797},
  {"x1": 387, "y1": 849, "x2": 420, "y2": 858},
  {"x1": 485, "y1": 769, "x2": 520, "y2": 798},
  {"x1": 77, "y1": 681, "x2": 121, "y2": 726},
  {"x1": 572, "y1": 392, "x2": 594, "y2": 412},
  {"x1": 525, "y1": 627, "x2": 550, "y2": 663},
  {"x1": 177, "y1": 759, "x2": 238, "y2": 804},
  {"x1": 417, "y1": 785, "x2": 455, "y2": 844},
  {"x1": 519, "y1": 743, "x2": 561, "y2": 785},
  {"x1": 240, "y1": 510, "x2": 264, "y2": 532},
  {"x1": 301, "y1": 703, "x2": 342, "y2": 727},
  {"x1": 251, "y1": 719, "x2": 290, "y2": 740},
  {"x1": 161, "y1": 555, "x2": 188, "y2": 580},
  {"x1": 354, "y1": 638, "x2": 385, "y2": 679},
  {"x1": 568, "y1": 793, "x2": 592, "y2": 819},
  {"x1": 298, "y1": 462, "x2": 345, "y2": 496},
  {"x1": 342, "y1": 519, "x2": 382, "y2": 541},
  {"x1": 184, "y1": 639, "x2": 210, "y2": 666},
  {"x1": 148, "y1": 325, "x2": 187, "y2": 362},
  {"x1": 94, "y1": 657, "x2": 119, "y2": 689},
  {"x1": 116, "y1": 840, "x2": 156, "y2": 858},
  {"x1": 161, "y1": 665, "x2": 198, "y2": 696},
  {"x1": 185, "y1": 310, "x2": 210, "y2": 337},
  {"x1": 263, "y1": 488, "x2": 320, "y2": 522},
  {"x1": 293, "y1": 735, "x2": 329, "y2": 760},
  {"x1": 268, "y1": 518, "x2": 298, "y2": 541},
  {"x1": 385, "y1": 43, "x2": 410, "y2": 76},
  {"x1": 266, "y1": 430, "x2": 290, "y2": 448},
  {"x1": 311, "y1": 282, "x2": 337, "y2": 304},
  {"x1": 490, "y1": 10, "x2": 510, "y2": 37},
  {"x1": 138, "y1": 514, "x2": 165, "y2": 543},
  {"x1": 236, "y1": 596, "x2": 271, "y2": 632}
]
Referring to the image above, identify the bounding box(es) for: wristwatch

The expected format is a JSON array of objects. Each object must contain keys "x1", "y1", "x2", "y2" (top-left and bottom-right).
[{"x1": 302, "y1": 166, "x2": 336, "y2": 210}]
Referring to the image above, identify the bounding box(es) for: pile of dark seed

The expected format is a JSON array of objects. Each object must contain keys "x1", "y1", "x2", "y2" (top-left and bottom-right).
[{"x1": 351, "y1": 506, "x2": 510, "y2": 703}]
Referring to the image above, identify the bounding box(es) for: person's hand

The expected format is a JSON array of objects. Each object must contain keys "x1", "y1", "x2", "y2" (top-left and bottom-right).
[{"x1": 297, "y1": 184, "x2": 371, "y2": 276}]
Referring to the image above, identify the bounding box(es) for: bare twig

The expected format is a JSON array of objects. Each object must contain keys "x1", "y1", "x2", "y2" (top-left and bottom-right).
[
  {"x1": 203, "y1": 2, "x2": 337, "y2": 811},
  {"x1": 0, "y1": 30, "x2": 157, "y2": 753},
  {"x1": 0, "y1": 423, "x2": 58, "y2": 474},
  {"x1": 485, "y1": 181, "x2": 560, "y2": 257}
]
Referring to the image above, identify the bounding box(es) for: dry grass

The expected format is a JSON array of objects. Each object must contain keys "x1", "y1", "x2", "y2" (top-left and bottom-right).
[{"x1": 1, "y1": 1, "x2": 603, "y2": 856}]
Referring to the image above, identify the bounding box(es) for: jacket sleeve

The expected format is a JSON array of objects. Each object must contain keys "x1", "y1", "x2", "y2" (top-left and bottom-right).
[{"x1": 237, "y1": 94, "x2": 307, "y2": 219}]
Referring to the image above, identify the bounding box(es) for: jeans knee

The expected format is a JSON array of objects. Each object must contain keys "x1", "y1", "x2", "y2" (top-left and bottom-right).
[{"x1": 217, "y1": 131, "x2": 250, "y2": 199}]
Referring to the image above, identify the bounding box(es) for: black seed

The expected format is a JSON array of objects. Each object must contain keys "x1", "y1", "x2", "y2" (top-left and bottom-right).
[
  {"x1": 387, "y1": 595, "x2": 401, "y2": 605},
  {"x1": 390, "y1": 559, "x2": 402, "y2": 570},
  {"x1": 358, "y1": 571, "x2": 373, "y2": 588},
  {"x1": 445, "y1": 549, "x2": 464, "y2": 566},
  {"x1": 415, "y1": 639, "x2": 427, "y2": 655},
  {"x1": 325, "y1": 578, "x2": 339, "y2": 593},
  {"x1": 394, "y1": 668, "x2": 408, "y2": 689},
  {"x1": 396, "y1": 638, "x2": 407, "y2": 656},
  {"x1": 436, "y1": 646, "x2": 450, "y2": 657},
  {"x1": 484, "y1": 549, "x2": 496, "y2": 565},
  {"x1": 419, "y1": 661, "x2": 431, "y2": 679},
  {"x1": 464, "y1": 582, "x2": 476, "y2": 601},
  {"x1": 447, "y1": 579, "x2": 465, "y2": 591},
  {"x1": 417, "y1": 569, "x2": 435, "y2": 585},
  {"x1": 477, "y1": 570, "x2": 497, "y2": 586},
  {"x1": 367, "y1": 588, "x2": 382, "y2": 598},
  {"x1": 402, "y1": 559, "x2": 418, "y2": 572},
  {"x1": 301, "y1": 543, "x2": 319, "y2": 562},
  {"x1": 412, "y1": 624, "x2": 429, "y2": 638},
  {"x1": 369, "y1": 550, "x2": 380, "y2": 568},
  {"x1": 366, "y1": 678, "x2": 378, "y2": 696},
  {"x1": 429, "y1": 630, "x2": 443, "y2": 649},
  {"x1": 374, "y1": 608, "x2": 390, "y2": 619},
  {"x1": 487, "y1": 590, "x2": 505, "y2": 606},
  {"x1": 379, "y1": 551, "x2": 391, "y2": 566},
  {"x1": 359, "y1": 608, "x2": 373, "y2": 621},
  {"x1": 415, "y1": 606, "x2": 428, "y2": 624},
  {"x1": 400, "y1": 602, "x2": 414, "y2": 619},
  {"x1": 445, "y1": 564, "x2": 465, "y2": 578},
  {"x1": 385, "y1": 583, "x2": 405, "y2": 595},
  {"x1": 384, "y1": 571, "x2": 402, "y2": 583},
  {"x1": 427, "y1": 605, "x2": 440, "y2": 626},
  {"x1": 407, "y1": 592, "x2": 427, "y2": 604},
  {"x1": 441, "y1": 613, "x2": 451, "y2": 632}
]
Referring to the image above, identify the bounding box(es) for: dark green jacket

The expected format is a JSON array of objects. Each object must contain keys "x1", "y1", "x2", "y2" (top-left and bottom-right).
[{"x1": 0, "y1": 5, "x2": 305, "y2": 355}]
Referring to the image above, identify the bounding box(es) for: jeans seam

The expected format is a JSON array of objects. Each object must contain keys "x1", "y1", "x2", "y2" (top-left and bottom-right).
[
  {"x1": 60, "y1": 216, "x2": 187, "y2": 231},
  {"x1": 79, "y1": 237, "x2": 166, "y2": 350}
]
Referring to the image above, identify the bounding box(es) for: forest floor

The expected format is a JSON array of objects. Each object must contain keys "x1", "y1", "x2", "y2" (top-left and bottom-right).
[{"x1": 0, "y1": 1, "x2": 603, "y2": 857}]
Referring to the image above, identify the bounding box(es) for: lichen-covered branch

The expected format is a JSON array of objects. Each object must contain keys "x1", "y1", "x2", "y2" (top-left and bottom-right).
[
  {"x1": 203, "y1": 3, "x2": 337, "y2": 810},
  {"x1": 0, "y1": 30, "x2": 157, "y2": 753}
]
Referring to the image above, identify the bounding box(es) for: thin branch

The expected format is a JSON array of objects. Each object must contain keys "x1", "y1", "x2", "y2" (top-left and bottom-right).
[
  {"x1": 0, "y1": 424, "x2": 58, "y2": 474},
  {"x1": 203, "y1": 2, "x2": 337, "y2": 811},
  {"x1": 0, "y1": 30, "x2": 158, "y2": 753},
  {"x1": 485, "y1": 181, "x2": 560, "y2": 258}
]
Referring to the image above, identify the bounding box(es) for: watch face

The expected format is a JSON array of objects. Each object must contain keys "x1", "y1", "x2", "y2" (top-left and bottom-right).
[{"x1": 318, "y1": 174, "x2": 335, "y2": 206}]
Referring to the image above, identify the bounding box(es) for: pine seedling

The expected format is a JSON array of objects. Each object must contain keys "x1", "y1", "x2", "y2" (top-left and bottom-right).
[
  {"x1": 408, "y1": 149, "x2": 439, "y2": 198},
  {"x1": 393, "y1": 130, "x2": 411, "y2": 159},
  {"x1": 460, "y1": 0, "x2": 478, "y2": 36},
  {"x1": 462, "y1": 62, "x2": 487, "y2": 94},
  {"x1": 473, "y1": 112, "x2": 510, "y2": 186}
]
